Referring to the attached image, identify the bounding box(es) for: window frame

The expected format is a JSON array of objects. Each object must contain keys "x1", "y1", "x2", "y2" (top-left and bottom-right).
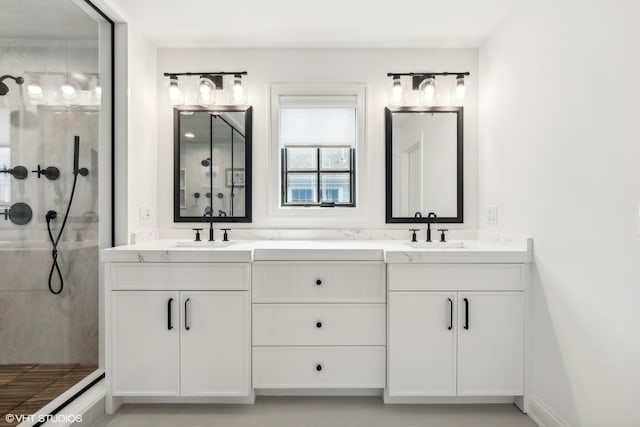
[
  {"x1": 269, "y1": 84, "x2": 366, "y2": 224},
  {"x1": 281, "y1": 146, "x2": 356, "y2": 207}
]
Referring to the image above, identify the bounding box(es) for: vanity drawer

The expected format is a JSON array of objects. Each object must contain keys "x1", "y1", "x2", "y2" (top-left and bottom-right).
[
  {"x1": 252, "y1": 346, "x2": 386, "y2": 388},
  {"x1": 252, "y1": 262, "x2": 385, "y2": 302},
  {"x1": 109, "y1": 263, "x2": 250, "y2": 290},
  {"x1": 388, "y1": 264, "x2": 523, "y2": 291},
  {"x1": 253, "y1": 304, "x2": 386, "y2": 346}
]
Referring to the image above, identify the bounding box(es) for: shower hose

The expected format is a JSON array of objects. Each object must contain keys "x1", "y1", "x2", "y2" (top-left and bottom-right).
[{"x1": 45, "y1": 170, "x2": 80, "y2": 295}]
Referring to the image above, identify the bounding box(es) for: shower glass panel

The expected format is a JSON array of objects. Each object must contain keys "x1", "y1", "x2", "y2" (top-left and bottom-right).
[{"x1": 0, "y1": 0, "x2": 112, "y2": 423}]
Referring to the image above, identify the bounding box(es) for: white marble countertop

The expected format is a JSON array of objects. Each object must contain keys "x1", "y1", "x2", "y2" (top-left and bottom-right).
[{"x1": 101, "y1": 232, "x2": 532, "y2": 264}]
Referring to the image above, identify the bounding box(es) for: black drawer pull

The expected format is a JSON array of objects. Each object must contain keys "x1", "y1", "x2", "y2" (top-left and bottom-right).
[
  {"x1": 316, "y1": 279, "x2": 322, "y2": 285},
  {"x1": 184, "y1": 298, "x2": 191, "y2": 331},
  {"x1": 447, "y1": 298, "x2": 453, "y2": 330},
  {"x1": 316, "y1": 364, "x2": 322, "y2": 371},
  {"x1": 464, "y1": 298, "x2": 469, "y2": 330},
  {"x1": 316, "y1": 321, "x2": 322, "y2": 328},
  {"x1": 167, "y1": 298, "x2": 174, "y2": 330}
]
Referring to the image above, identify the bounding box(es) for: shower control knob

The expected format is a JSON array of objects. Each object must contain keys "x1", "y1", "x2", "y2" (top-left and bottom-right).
[
  {"x1": 33, "y1": 165, "x2": 60, "y2": 180},
  {"x1": 316, "y1": 279, "x2": 322, "y2": 286}
]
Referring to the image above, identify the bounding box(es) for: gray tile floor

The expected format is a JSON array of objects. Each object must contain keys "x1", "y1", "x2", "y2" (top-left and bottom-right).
[{"x1": 92, "y1": 397, "x2": 538, "y2": 427}]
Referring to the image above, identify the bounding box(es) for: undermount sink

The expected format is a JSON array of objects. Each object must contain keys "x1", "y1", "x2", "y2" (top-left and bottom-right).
[
  {"x1": 174, "y1": 240, "x2": 236, "y2": 248},
  {"x1": 404, "y1": 241, "x2": 466, "y2": 249}
]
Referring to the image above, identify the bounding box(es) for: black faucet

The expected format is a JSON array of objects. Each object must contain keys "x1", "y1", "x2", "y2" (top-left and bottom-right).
[
  {"x1": 426, "y1": 212, "x2": 437, "y2": 242},
  {"x1": 203, "y1": 206, "x2": 215, "y2": 241}
]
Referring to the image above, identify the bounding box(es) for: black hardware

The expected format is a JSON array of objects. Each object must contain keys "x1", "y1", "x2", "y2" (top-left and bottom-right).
[
  {"x1": 426, "y1": 212, "x2": 437, "y2": 242},
  {"x1": 316, "y1": 279, "x2": 322, "y2": 286},
  {"x1": 316, "y1": 364, "x2": 322, "y2": 372},
  {"x1": 32, "y1": 165, "x2": 60, "y2": 180},
  {"x1": 464, "y1": 298, "x2": 469, "y2": 330},
  {"x1": 221, "y1": 228, "x2": 230, "y2": 242},
  {"x1": 385, "y1": 107, "x2": 464, "y2": 224},
  {"x1": 447, "y1": 298, "x2": 453, "y2": 330},
  {"x1": 184, "y1": 298, "x2": 191, "y2": 331},
  {"x1": 387, "y1": 72, "x2": 470, "y2": 77},
  {"x1": 0, "y1": 74, "x2": 24, "y2": 96},
  {"x1": 192, "y1": 228, "x2": 203, "y2": 241},
  {"x1": 168, "y1": 298, "x2": 174, "y2": 330},
  {"x1": 193, "y1": 192, "x2": 200, "y2": 198},
  {"x1": 1, "y1": 165, "x2": 28, "y2": 180},
  {"x1": 438, "y1": 229, "x2": 449, "y2": 242},
  {"x1": 316, "y1": 321, "x2": 322, "y2": 328},
  {"x1": 409, "y1": 229, "x2": 419, "y2": 242},
  {"x1": 203, "y1": 207, "x2": 214, "y2": 241},
  {"x1": 2, "y1": 202, "x2": 33, "y2": 225}
]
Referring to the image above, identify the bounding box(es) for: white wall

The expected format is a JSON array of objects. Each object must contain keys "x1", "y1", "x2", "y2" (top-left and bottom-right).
[
  {"x1": 126, "y1": 26, "x2": 158, "y2": 241},
  {"x1": 156, "y1": 48, "x2": 478, "y2": 230},
  {"x1": 479, "y1": 1, "x2": 640, "y2": 425}
]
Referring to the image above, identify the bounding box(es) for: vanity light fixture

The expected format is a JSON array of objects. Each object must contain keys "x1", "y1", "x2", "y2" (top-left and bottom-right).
[
  {"x1": 26, "y1": 76, "x2": 43, "y2": 102},
  {"x1": 387, "y1": 72, "x2": 470, "y2": 106},
  {"x1": 60, "y1": 77, "x2": 79, "y2": 105},
  {"x1": 163, "y1": 71, "x2": 248, "y2": 105}
]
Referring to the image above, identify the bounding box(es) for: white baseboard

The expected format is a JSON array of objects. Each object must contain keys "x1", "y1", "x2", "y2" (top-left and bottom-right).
[
  {"x1": 527, "y1": 395, "x2": 570, "y2": 427},
  {"x1": 122, "y1": 391, "x2": 255, "y2": 405}
]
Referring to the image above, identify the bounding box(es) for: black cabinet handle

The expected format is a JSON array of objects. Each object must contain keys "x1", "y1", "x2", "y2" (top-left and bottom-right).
[
  {"x1": 184, "y1": 298, "x2": 191, "y2": 331},
  {"x1": 316, "y1": 279, "x2": 322, "y2": 285},
  {"x1": 316, "y1": 321, "x2": 322, "y2": 328},
  {"x1": 447, "y1": 298, "x2": 453, "y2": 330},
  {"x1": 464, "y1": 298, "x2": 469, "y2": 330},
  {"x1": 316, "y1": 364, "x2": 322, "y2": 371},
  {"x1": 167, "y1": 298, "x2": 174, "y2": 330}
]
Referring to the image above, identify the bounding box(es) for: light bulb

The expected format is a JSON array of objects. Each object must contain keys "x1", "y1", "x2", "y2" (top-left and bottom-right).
[
  {"x1": 231, "y1": 74, "x2": 247, "y2": 104},
  {"x1": 184, "y1": 132, "x2": 195, "y2": 138},
  {"x1": 389, "y1": 75, "x2": 405, "y2": 106},
  {"x1": 197, "y1": 76, "x2": 216, "y2": 106},
  {"x1": 27, "y1": 84, "x2": 42, "y2": 97},
  {"x1": 419, "y1": 75, "x2": 436, "y2": 105},
  {"x1": 169, "y1": 76, "x2": 182, "y2": 104},
  {"x1": 455, "y1": 75, "x2": 466, "y2": 101}
]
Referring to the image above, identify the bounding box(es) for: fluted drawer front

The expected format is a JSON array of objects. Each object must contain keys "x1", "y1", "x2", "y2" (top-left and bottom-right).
[
  {"x1": 252, "y1": 262, "x2": 385, "y2": 302},
  {"x1": 253, "y1": 304, "x2": 386, "y2": 346},
  {"x1": 252, "y1": 346, "x2": 386, "y2": 388}
]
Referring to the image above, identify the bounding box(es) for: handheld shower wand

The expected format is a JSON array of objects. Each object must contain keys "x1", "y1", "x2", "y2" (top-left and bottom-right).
[{"x1": 47, "y1": 136, "x2": 90, "y2": 295}]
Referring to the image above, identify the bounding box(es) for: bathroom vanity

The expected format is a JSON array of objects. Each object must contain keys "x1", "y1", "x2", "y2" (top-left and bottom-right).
[{"x1": 101, "y1": 234, "x2": 531, "y2": 413}]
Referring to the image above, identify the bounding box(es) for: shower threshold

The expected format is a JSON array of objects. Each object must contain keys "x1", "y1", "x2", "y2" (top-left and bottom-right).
[{"x1": 0, "y1": 364, "x2": 98, "y2": 426}]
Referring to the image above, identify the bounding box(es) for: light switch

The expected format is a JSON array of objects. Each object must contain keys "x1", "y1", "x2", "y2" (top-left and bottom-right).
[
  {"x1": 139, "y1": 205, "x2": 151, "y2": 225},
  {"x1": 487, "y1": 206, "x2": 498, "y2": 225}
]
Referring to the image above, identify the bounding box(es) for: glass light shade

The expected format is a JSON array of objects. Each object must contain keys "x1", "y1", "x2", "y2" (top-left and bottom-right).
[
  {"x1": 419, "y1": 76, "x2": 436, "y2": 106},
  {"x1": 168, "y1": 77, "x2": 183, "y2": 105},
  {"x1": 388, "y1": 76, "x2": 406, "y2": 106},
  {"x1": 231, "y1": 74, "x2": 247, "y2": 104},
  {"x1": 26, "y1": 78, "x2": 43, "y2": 104},
  {"x1": 197, "y1": 76, "x2": 216, "y2": 106},
  {"x1": 454, "y1": 75, "x2": 467, "y2": 103}
]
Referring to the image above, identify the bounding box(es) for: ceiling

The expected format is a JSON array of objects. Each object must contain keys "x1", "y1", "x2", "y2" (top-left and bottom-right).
[
  {"x1": 108, "y1": 0, "x2": 524, "y2": 48},
  {"x1": 0, "y1": 0, "x2": 100, "y2": 40}
]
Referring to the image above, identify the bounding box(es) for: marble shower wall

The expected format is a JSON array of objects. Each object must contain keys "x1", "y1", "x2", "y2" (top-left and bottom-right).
[{"x1": 0, "y1": 40, "x2": 100, "y2": 365}]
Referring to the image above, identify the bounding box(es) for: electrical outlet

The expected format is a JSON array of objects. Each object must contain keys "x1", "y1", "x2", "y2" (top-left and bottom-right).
[
  {"x1": 487, "y1": 206, "x2": 498, "y2": 225},
  {"x1": 139, "y1": 205, "x2": 151, "y2": 225}
]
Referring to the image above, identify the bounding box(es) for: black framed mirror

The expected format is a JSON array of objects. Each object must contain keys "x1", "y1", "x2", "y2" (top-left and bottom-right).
[
  {"x1": 385, "y1": 106, "x2": 463, "y2": 223},
  {"x1": 174, "y1": 105, "x2": 252, "y2": 222}
]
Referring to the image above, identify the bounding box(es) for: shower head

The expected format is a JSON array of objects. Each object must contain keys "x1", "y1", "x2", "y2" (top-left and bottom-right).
[{"x1": 0, "y1": 75, "x2": 24, "y2": 96}]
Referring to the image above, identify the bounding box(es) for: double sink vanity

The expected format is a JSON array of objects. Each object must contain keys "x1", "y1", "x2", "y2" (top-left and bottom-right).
[{"x1": 101, "y1": 233, "x2": 532, "y2": 413}]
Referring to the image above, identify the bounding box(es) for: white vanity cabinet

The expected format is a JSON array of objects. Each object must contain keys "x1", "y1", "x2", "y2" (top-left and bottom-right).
[
  {"x1": 252, "y1": 261, "x2": 387, "y2": 389},
  {"x1": 106, "y1": 262, "x2": 251, "y2": 399},
  {"x1": 387, "y1": 264, "x2": 525, "y2": 398}
]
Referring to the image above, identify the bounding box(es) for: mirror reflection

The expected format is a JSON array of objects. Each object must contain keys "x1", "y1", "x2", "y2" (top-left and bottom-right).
[
  {"x1": 174, "y1": 106, "x2": 252, "y2": 222},
  {"x1": 385, "y1": 107, "x2": 462, "y2": 223}
]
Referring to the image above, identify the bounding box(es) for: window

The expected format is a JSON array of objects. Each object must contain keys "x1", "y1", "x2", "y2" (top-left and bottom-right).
[{"x1": 278, "y1": 96, "x2": 357, "y2": 207}]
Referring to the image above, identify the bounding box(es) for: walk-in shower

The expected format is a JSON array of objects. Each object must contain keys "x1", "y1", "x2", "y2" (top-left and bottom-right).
[{"x1": 0, "y1": 0, "x2": 112, "y2": 424}]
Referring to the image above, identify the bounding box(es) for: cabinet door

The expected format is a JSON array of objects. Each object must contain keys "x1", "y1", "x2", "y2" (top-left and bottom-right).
[
  {"x1": 457, "y1": 292, "x2": 524, "y2": 396},
  {"x1": 111, "y1": 291, "x2": 180, "y2": 395},
  {"x1": 388, "y1": 292, "x2": 457, "y2": 396},
  {"x1": 180, "y1": 291, "x2": 250, "y2": 396}
]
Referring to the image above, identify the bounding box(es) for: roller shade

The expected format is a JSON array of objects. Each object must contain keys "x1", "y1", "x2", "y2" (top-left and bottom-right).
[{"x1": 279, "y1": 95, "x2": 357, "y2": 147}]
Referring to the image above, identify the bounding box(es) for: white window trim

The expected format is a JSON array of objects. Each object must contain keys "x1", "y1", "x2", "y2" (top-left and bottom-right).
[{"x1": 268, "y1": 84, "x2": 367, "y2": 226}]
